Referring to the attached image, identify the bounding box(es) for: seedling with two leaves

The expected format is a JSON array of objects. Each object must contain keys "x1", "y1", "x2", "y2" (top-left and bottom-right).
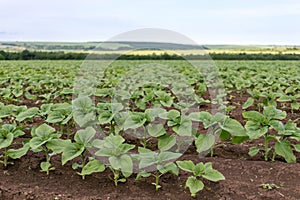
[
  {"x1": 0, "y1": 124, "x2": 29, "y2": 167},
  {"x1": 243, "y1": 106, "x2": 300, "y2": 162},
  {"x1": 176, "y1": 160, "x2": 225, "y2": 198},
  {"x1": 61, "y1": 127, "x2": 105, "y2": 180},
  {"x1": 135, "y1": 147, "x2": 181, "y2": 191},
  {"x1": 92, "y1": 134, "x2": 135, "y2": 186}
]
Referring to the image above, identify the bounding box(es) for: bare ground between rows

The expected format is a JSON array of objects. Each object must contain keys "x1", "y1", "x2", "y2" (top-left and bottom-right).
[{"x1": 0, "y1": 144, "x2": 299, "y2": 200}]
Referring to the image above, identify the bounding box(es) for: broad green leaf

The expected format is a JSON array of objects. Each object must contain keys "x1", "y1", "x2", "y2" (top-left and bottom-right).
[
  {"x1": 158, "y1": 151, "x2": 182, "y2": 163},
  {"x1": 159, "y1": 109, "x2": 180, "y2": 121},
  {"x1": 203, "y1": 169, "x2": 225, "y2": 182},
  {"x1": 73, "y1": 111, "x2": 96, "y2": 128},
  {"x1": 176, "y1": 116, "x2": 192, "y2": 136},
  {"x1": 263, "y1": 106, "x2": 286, "y2": 120},
  {"x1": 194, "y1": 162, "x2": 205, "y2": 177},
  {"x1": 176, "y1": 160, "x2": 195, "y2": 173},
  {"x1": 274, "y1": 140, "x2": 296, "y2": 163},
  {"x1": 98, "y1": 111, "x2": 114, "y2": 124},
  {"x1": 195, "y1": 134, "x2": 215, "y2": 153},
  {"x1": 277, "y1": 95, "x2": 291, "y2": 102},
  {"x1": 46, "y1": 111, "x2": 65, "y2": 124},
  {"x1": 185, "y1": 176, "x2": 204, "y2": 197},
  {"x1": 231, "y1": 136, "x2": 249, "y2": 144},
  {"x1": 29, "y1": 137, "x2": 50, "y2": 150},
  {"x1": 242, "y1": 97, "x2": 254, "y2": 109},
  {"x1": 147, "y1": 124, "x2": 166, "y2": 137},
  {"x1": 222, "y1": 118, "x2": 247, "y2": 137},
  {"x1": 158, "y1": 162, "x2": 178, "y2": 175},
  {"x1": 158, "y1": 134, "x2": 176, "y2": 151},
  {"x1": 79, "y1": 159, "x2": 105, "y2": 176},
  {"x1": 145, "y1": 108, "x2": 166, "y2": 122},
  {"x1": 246, "y1": 127, "x2": 268, "y2": 139},
  {"x1": 269, "y1": 120, "x2": 284, "y2": 132},
  {"x1": 124, "y1": 112, "x2": 147, "y2": 130},
  {"x1": 7, "y1": 144, "x2": 30, "y2": 159},
  {"x1": 62, "y1": 143, "x2": 85, "y2": 165},
  {"x1": 136, "y1": 171, "x2": 152, "y2": 180},
  {"x1": 40, "y1": 161, "x2": 54, "y2": 173},
  {"x1": 46, "y1": 139, "x2": 72, "y2": 154},
  {"x1": 16, "y1": 107, "x2": 39, "y2": 122},
  {"x1": 34, "y1": 123, "x2": 56, "y2": 138},
  {"x1": 109, "y1": 154, "x2": 133, "y2": 178},
  {"x1": 242, "y1": 111, "x2": 265, "y2": 123},
  {"x1": 248, "y1": 146, "x2": 260, "y2": 157},
  {"x1": 138, "y1": 152, "x2": 158, "y2": 169},
  {"x1": 74, "y1": 127, "x2": 96, "y2": 147},
  {"x1": 293, "y1": 144, "x2": 300, "y2": 152},
  {"x1": 0, "y1": 132, "x2": 13, "y2": 149}
]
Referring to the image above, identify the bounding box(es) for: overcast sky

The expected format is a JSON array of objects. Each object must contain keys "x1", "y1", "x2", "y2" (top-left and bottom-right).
[{"x1": 0, "y1": 0, "x2": 300, "y2": 45}]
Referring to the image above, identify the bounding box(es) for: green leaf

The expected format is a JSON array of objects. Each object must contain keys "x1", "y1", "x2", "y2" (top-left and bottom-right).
[
  {"x1": 62, "y1": 143, "x2": 85, "y2": 165},
  {"x1": 158, "y1": 151, "x2": 182, "y2": 163},
  {"x1": 16, "y1": 107, "x2": 39, "y2": 122},
  {"x1": 246, "y1": 126, "x2": 268, "y2": 139},
  {"x1": 74, "y1": 127, "x2": 96, "y2": 147},
  {"x1": 274, "y1": 140, "x2": 296, "y2": 163},
  {"x1": 158, "y1": 162, "x2": 178, "y2": 175},
  {"x1": 159, "y1": 109, "x2": 180, "y2": 121},
  {"x1": 147, "y1": 124, "x2": 166, "y2": 137},
  {"x1": 263, "y1": 106, "x2": 286, "y2": 120},
  {"x1": 158, "y1": 134, "x2": 176, "y2": 151},
  {"x1": 78, "y1": 159, "x2": 105, "y2": 177},
  {"x1": 242, "y1": 111, "x2": 265, "y2": 123},
  {"x1": 222, "y1": 118, "x2": 247, "y2": 137},
  {"x1": 242, "y1": 97, "x2": 254, "y2": 109},
  {"x1": 248, "y1": 146, "x2": 260, "y2": 157},
  {"x1": 109, "y1": 154, "x2": 133, "y2": 178},
  {"x1": 0, "y1": 132, "x2": 13, "y2": 149},
  {"x1": 185, "y1": 176, "x2": 204, "y2": 197},
  {"x1": 124, "y1": 112, "x2": 147, "y2": 130},
  {"x1": 195, "y1": 134, "x2": 215, "y2": 153},
  {"x1": 46, "y1": 139, "x2": 72, "y2": 154},
  {"x1": 203, "y1": 169, "x2": 225, "y2": 182},
  {"x1": 29, "y1": 137, "x2": 49, "y2": 150},
  {"x1": 7, "y1": 144, "x2": 30, "y2": 159},
  {"x1": 34, "y1": 123, "x2": 56, "y2": 138},
  {"x1": 46, "y1": 111, "x2": 65, "y2": 124},
  {"x1": 231, "y1": 136, "x2": 249, "y2": 144},
  {"x1": 40, "y1": 161, "x2": 54, "y2": 173},
  {"x1": 176, "y1": 116, "x2": 192, "y2": 136},
  {"x1": 194, "y1": 162, "x2": 205, "y2": 177},
  {"x1": 145, "y1": 108, "x2": 166, "y2": 122},
  {"x1": 176, "y1": 160, "x2": 195, "y2": 173},
  {"x1": 136, "y1": 171, "x2": 152, "y2": 180},
  {"x1": 293, "y1": 144, "x2": 300, "y2": 152}
]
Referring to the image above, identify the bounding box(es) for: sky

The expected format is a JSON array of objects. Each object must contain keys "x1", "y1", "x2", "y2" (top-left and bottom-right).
[{"x1": 0, "y1": 0, "x2": 300, "y2": 45}]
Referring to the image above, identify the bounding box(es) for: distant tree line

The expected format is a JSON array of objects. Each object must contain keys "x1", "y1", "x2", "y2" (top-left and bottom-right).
[{"x1": 1, "y1": 50, "x2": 300, "y2": 60}]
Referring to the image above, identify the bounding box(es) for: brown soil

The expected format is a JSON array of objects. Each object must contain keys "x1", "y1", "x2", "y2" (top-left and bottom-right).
[{"x1": 1, "y1": 145, "x2": 299, "y2": 200}]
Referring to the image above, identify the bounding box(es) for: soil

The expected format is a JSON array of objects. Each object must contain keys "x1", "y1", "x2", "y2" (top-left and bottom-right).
[
  {"x1": 1, "y1": 91, "x2": 300, "y2": 200},
  {"x1": 1, "y1": 145, "x2": 300, "y2": 200}
]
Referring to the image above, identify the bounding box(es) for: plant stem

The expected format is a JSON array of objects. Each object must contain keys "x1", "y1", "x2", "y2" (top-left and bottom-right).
[
  {"x1": 177, "y1": 135, "x2": 181, "y2": 152},
  {"x1": 3, "y1": 148, "x2": 8, "y2": 168},
  {"x1": 66, "y1": 125, "x2": 71, "y2": 139},
  {"x1": 155, "y1": 171, "x2": 160, "y2": 191},
  {"x1": 143, "y1": 126, "x2": 147, "y2": 148},
  {"x1": 113, "y1": 169, "x2": 119, "y2": 186},
  {"x1": 45, "y1": 148, "x2": 50, "y2": 175},
  {"x1": 81, "y1": 151, "x2": 86, "y2": 180},
  {"x1": 264, "y1": 135, "x2": 269, "y2": 161},
  {"x1": 210, "y1": 146, "x2": 214, "y2": 157}
]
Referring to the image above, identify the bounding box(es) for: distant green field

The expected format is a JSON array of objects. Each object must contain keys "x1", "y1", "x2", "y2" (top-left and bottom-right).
[{"x1": 1, "y1": 41, "x2": 300, "y2": 55}]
